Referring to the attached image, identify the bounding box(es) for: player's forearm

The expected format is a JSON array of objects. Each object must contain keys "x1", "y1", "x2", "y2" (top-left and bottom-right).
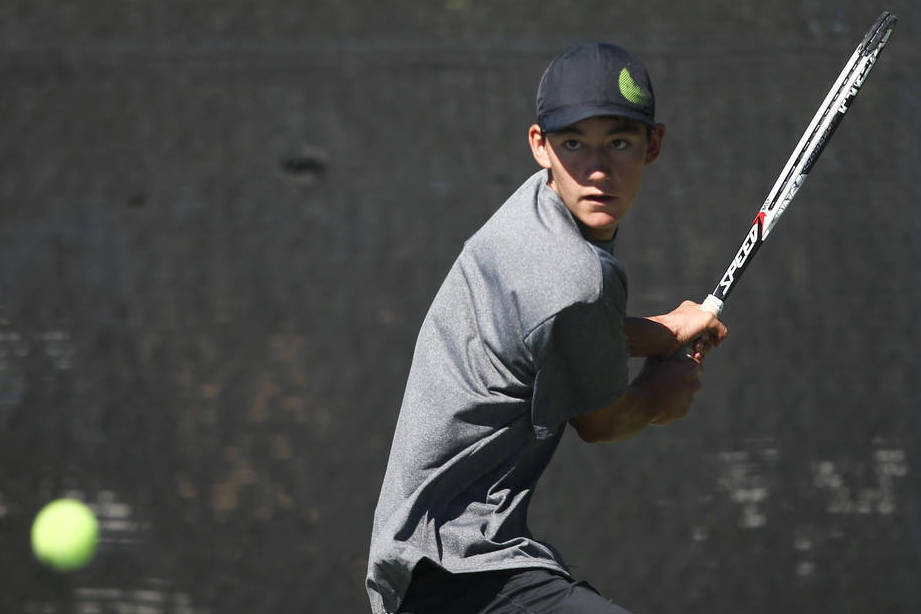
[
  {"x1": 624, "y1": 316, "x2": 679, "y2": 358},
  {"x1": 571, "y1": 352, "x2": 704, "y2": 443},
  {"x1": 625, "y1": 304, "x2": 728, "y2": 359},
  {"x1": 569, "y1": 385, "x2": 651, "y2": 444}
]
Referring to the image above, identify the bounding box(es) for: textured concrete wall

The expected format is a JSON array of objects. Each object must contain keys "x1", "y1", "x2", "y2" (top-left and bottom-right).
[{"x1": 1, "y1": 2, "x2": 919, "y2": 612}]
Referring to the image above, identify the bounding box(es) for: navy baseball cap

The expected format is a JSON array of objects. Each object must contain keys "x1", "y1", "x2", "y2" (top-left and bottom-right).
[{"x1": 536, "y1": 42, "x2": 656, "y2": 133}]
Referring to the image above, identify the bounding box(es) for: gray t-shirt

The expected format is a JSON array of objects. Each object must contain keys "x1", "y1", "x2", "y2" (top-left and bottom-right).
[{"x1": 367, "y1": 169, "x2": 630, "y2": 613}]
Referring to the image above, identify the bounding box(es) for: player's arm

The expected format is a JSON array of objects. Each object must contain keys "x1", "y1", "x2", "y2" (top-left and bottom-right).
[
  {"x1": 569, "y1": 354, "x2": 703, "y2": 443},
  {"x1": 569, "y1": 302, "x2": 727, "y2": 442},
  {"x1": 625, "y1": 301, "x2": 728, "y2": 359},
  {"x1": 568, "y1": 385, "x2": 649, "y2": 443}
]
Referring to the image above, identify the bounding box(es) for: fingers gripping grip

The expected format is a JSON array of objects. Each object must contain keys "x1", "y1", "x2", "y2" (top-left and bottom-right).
[{"x1": 681, "y1": 294, "x2": 724, "y2": 359}]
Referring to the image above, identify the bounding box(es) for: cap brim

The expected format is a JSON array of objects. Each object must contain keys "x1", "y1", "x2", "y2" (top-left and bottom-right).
[{"x1": 539, "y1": 103, "x2": 656, "y2": 133}]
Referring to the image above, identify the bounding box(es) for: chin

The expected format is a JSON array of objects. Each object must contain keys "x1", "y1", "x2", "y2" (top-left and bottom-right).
[{"x1": 585, "y1": 215, "x2": 618, "y2": 233}]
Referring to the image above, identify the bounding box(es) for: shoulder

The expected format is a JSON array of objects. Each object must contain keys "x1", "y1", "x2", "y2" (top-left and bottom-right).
[{"x1": 460, "y1": 171, "x2": 608, "y2": 333}]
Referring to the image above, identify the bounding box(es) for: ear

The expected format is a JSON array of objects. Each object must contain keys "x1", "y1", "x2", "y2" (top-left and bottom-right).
[
  {"x1": 528, "y1": 124, "x2": 552, "y2": 169},
  {"x1": 645, "y1": 123, "x2": 666, "y2": 165}
]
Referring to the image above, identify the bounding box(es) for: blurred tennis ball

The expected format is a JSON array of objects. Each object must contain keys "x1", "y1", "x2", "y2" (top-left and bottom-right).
[{"x1": 31, "y1": 498, "x2": 99, "y2": 571}]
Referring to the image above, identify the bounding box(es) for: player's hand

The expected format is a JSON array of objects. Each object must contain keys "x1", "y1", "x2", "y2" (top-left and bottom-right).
[
  {"x1": 690, "y1": 336, "x2": 714, "y2": 363},
  {"x1": 630, "y1": 354, "x2": 703, "y2": 425},
  {"x1": 649, "y1": 300, "x2": 728, "y2": 358}
]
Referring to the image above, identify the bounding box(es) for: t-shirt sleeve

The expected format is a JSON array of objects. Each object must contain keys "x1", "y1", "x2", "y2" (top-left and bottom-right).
[{"x1": 526, "y1": 268, "x2": 629, "y2": 439}]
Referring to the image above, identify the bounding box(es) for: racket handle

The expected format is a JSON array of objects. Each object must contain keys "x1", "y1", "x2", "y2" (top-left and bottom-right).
[
  {"x1": 681, "y1": 294, "x2": 725, "y2": 359},
  {"x1": 699, "y1": 294, "x2": 724, "y2": 316}
]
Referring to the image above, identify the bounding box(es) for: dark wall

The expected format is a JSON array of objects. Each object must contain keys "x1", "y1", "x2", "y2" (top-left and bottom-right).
[{"x1": 2, "y1": 2, "x2": 919, "y2": 612}]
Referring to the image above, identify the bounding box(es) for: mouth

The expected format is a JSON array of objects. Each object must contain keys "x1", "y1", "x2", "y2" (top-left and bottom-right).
[{"x1": 581, "y1": 193, "x2": 617, "y2": 206}]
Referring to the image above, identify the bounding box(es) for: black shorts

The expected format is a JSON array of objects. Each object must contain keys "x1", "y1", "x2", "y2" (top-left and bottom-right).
[{"x1": 398, "y1": 560, "x2": 634, "y2": 614}]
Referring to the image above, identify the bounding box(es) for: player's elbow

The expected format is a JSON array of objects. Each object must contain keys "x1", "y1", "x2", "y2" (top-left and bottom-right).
[
  {"x1": 569, "y1": 415, "x2": 629, "y2": 444},
  {"x1": 573, "y1": 423, "x2": 644, "y2": 444},
  {"x1": 570, "y1": 418, "x2": 608, "y2": 443}
]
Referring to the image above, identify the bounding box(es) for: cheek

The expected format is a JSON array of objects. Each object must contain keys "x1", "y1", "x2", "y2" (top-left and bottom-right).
[
  {"x1": 549, "y1": 157, "x2": 578, "y2": 187},
  {"x1": 620, "y1": 161, "x2": 646, "y2": 194},
  {"x1": 560, "y1": 158, "x2": 590, "y2": 187}
]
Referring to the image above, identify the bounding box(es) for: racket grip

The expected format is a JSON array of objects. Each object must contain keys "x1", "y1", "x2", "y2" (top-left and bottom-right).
[
  {"x1": 699, "y1": 294, "x2": 724, "y2": 316},
  {"x1": 681, "y1": 294, "x2": 725, "y2": 359}
]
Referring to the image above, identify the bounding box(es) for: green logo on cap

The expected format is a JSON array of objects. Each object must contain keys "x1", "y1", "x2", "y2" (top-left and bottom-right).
[{"x1": 619, "y1": 68, "x2": 650, "y2": 106}]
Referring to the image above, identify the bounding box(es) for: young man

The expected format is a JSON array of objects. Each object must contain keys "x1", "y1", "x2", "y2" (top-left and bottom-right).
[{"x1": 367, "y1": 42, "x2": 728, "y2": 613}]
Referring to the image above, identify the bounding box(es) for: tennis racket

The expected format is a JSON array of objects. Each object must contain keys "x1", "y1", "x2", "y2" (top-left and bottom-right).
[{"x1": 698, "y1": 10, "x2": 897, "y2": 319}]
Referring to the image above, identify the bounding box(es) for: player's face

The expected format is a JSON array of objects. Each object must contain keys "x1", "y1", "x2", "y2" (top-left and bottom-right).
[{"x1": 529, "y1": 116, "x2": 664, "y2": 241}]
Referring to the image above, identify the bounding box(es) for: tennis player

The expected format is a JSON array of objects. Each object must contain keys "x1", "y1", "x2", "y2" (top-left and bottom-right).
[{"x1": 367, "y1": 41, "x2": 728, "y2": 614}]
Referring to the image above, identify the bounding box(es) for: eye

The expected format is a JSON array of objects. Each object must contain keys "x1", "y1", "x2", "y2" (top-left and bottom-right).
[
  {"x1": 608, "y1": 139, "x2": 630, "y2": 151},
  {"x1": 561, "y1": 139, "x2": 582, "y2": 151}
]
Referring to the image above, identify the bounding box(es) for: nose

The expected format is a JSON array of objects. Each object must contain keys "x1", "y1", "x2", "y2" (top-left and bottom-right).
[{"x1": 586, "y1": 147, "x2": 613, "y2": 182}]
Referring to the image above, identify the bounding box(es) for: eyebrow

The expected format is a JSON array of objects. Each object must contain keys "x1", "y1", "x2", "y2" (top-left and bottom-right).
[{"x1": 556, "y1": 122, "x2": 642, "y2": 137}]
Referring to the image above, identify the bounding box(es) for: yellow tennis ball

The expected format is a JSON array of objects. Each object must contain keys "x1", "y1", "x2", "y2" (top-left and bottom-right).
[{"x1": 31, "y1": 499, "x2": 99, "y2": 571}]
